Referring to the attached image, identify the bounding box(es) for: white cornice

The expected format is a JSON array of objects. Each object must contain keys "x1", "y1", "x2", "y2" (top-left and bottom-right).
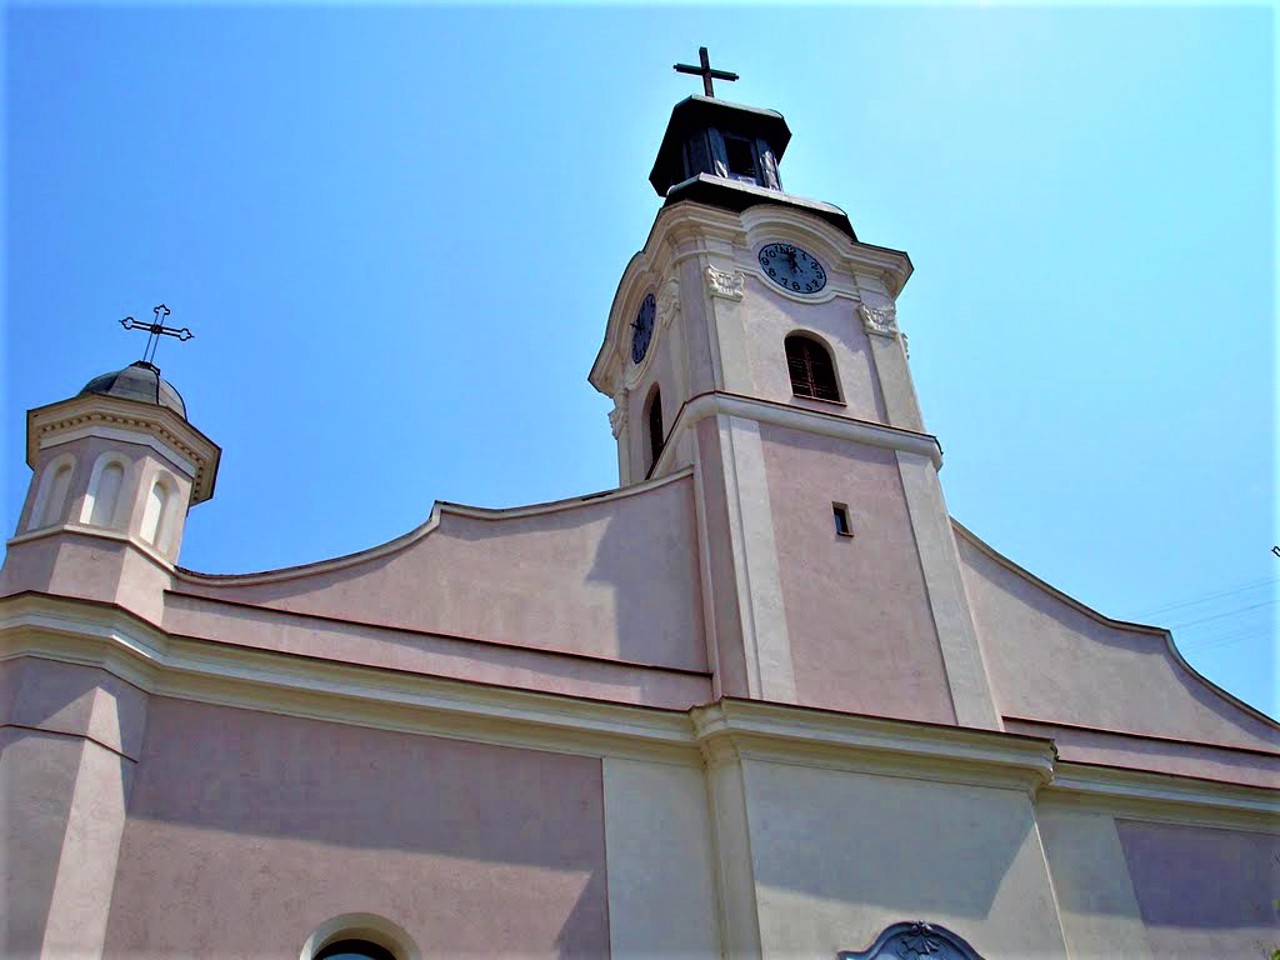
[
  {"x1": 652, "y1": 392, "x2": 943, "y2": 478},
  {"x1": 3, "y1": 592, "x2": 1273, "y2": 816},
  {"x1": 1041, "y1": 761, "x2": 1278, "y2": 831},
  {"x1": 692, "y1": 699, "x2": 1056, "y2": 794},
  {"x1": 27, "y1": 395, "x2": 221, "y2": 505}
]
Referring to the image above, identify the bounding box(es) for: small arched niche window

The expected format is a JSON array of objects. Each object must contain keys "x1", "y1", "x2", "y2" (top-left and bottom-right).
[
  {"x1": 140, "y1": 476, "x2": 175, "y2": 549},
  {"x1": 646, "y1": 384, "x2": 664, "y2": 473},
  {"x1": 785, "y1": 333, "x2": 841, "y2": 402},
  {"x1": 300, "y1": 914, "x2": 418, "y2": 960},
  {"x1": 82, "y1": 456, "x2": 127, "y2": 528},
  {"x1": 29, "y1": 456, "x2": 76, "y2": 530}
]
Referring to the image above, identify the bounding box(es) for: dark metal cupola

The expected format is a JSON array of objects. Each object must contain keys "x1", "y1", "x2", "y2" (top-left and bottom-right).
[{"x1": 650, "y1": 48, "x2": 857, "y2": 240}]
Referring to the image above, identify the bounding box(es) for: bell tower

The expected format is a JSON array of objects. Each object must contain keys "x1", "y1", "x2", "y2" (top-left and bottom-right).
[{"x1": 589, "y1": 52, "x2": 1000, "y2": 730}]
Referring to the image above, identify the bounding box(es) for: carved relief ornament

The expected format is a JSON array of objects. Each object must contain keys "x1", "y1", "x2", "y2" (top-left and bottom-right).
[
  {"x1": 608, "y1": 389, "x2": 629, "y2": 438},
  {"x1": 705, "y1": 266, "x2": 745, "y2": 301},
  {"x1": 657, "y1": 276, "x2": 681, "y2": 327},
  {"x1": 859, "y1": 302, "x2": 900, "y2": 338}
]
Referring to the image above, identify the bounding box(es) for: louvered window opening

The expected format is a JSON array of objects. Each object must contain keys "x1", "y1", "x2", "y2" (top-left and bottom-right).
[
  {"x1": 786, "y1": 336, "x2": 840, "y2": 401},
  {"x1": 647, "y1": 387, "x2": 664, "y2": 472}
]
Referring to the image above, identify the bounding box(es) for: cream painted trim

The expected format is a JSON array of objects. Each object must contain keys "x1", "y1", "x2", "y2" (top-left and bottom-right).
[
  {"x1": 42, "y1": 423, "x2": 198, "y2": 476},
  {"x1": 719, "y1": 416, "x2": 795, "y2": 703},
  {"x1": 651, "y1": 391, "x2": 942, "y2": 479},
  {"x1": 27, "y1": 394, "x2": 220, "y2": 505},
  {"x1": 692, "y1": 700, "x2": 1054, "y2": 794},
  {"x1": 691, "y1": 444, "x2": 726, "y2": 700},
  {"x1": 172, "y1": 467, "x2": 694, "y2": 587},
  {"x1": 1041, "y1": 761, "x2": 1279, "y2": 830},
  {"x1": 953, "y1": 519, "x2": 1280, "y2": 732},
  {"x1": 0, "y1": 597, "x2": 699, "y2": 768},
  {"x1": 1, "y1": 594, "x2": 1046, "y2": 787},
  {"x1": 3, "y1": 593, "x2": 1273, "y2": 815}
]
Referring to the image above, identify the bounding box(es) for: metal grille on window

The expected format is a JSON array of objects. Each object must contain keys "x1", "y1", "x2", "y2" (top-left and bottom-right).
[{"x1": 785, "y1": 335, "x2": 840, "y2": 401}]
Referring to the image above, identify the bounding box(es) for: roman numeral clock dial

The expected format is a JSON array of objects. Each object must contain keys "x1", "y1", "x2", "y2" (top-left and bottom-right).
[{"x1": 759, "y1": 242, "x2": 827, "y2": 295}]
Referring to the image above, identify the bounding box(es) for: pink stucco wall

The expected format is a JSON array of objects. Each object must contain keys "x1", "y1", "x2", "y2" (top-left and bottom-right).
[
  {"x1": 176, "y1": 475, "x2": 705, "y2": 675},
  {"x1": 759, "y1": 424, "x2": 955, "y2": 723},
  {"x1": 103, "y1": 697, "x2": 610, "y2": 959},
  {"x1": 956, "y1": 529, "x2": 1279, "y2": 758},
  {"x1": 1116, "y1": 820, "x2": 1280, "y2": 959},
  {"x1": 162, "y1": 591, "x2": 711, "y2": 709},
  {"x1": 742, "y1": 280, "x2": 887, "y2": 424},
  {"x1": 1005, "y1": 719, "x2": 1278, "y2": 789}
]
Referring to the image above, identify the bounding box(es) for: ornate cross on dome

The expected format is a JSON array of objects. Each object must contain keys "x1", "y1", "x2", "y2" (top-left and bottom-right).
[
  {"x1": 674, "y1": 47, "x2": 739, "y2": 98},
  {"x1": 120, "y1": 304, "x2": 194, "y2": 365}
]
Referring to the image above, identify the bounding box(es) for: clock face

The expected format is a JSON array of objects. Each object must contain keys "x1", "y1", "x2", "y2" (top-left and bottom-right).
[
  {"x1": 758, "y1": 243, "x2": 827, "y2": 295},
  {"x1": 631, "y1": 293, "x2": 656, "y2": 364}
]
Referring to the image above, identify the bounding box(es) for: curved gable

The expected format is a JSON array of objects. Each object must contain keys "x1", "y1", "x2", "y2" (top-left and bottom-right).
[{"x1": 954, "y1": 522, "x2": 1277, "y2": 773}]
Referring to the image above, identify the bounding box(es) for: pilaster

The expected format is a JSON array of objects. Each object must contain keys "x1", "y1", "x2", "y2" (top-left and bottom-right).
[{"x1": 0, "y1": 657, "x2": 148, "y2": 959}]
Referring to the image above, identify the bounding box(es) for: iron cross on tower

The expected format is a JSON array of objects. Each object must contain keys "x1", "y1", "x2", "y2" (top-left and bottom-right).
[
  {"x1": 120, "y1": 304, "x2": 194, "y2": 366},
  {"x1": 674, "y1": 47, "x2": 739, "y2": 98}
]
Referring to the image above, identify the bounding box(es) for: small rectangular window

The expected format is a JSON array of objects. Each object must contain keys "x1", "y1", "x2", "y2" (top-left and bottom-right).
[{"x1": 833, "y1": 502, "x2": 853, "y2": 537}]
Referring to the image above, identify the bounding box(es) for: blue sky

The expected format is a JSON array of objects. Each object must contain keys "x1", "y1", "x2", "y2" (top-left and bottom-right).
[{"x1": 4, "y1": 6, "x2": 1275, "y2": 715}]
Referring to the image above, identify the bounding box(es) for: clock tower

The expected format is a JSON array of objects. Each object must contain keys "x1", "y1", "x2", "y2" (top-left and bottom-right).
[{"x1": 589, "y1": 56, "x2": 1001, "y2": 730}]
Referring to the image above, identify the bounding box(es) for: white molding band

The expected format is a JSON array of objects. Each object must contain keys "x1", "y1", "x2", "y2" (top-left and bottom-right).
[
  {"x1": 2, "y1": 592, "x2": 1273, "y2": 819},
  {"x1": 41, "y1": 424, "x2": 198, "y2": 476},
  {"x1": 652, "y1": 391, "x2": 943, "y2": 480},
  {"x1": 27, "y1": 394, "x2": 221, "y2": 505},
  {"x1": 719, "y1": 416, "x2": 796, "y2": 703}
]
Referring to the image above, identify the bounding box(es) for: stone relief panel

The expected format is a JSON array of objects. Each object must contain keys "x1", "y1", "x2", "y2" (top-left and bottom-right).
[
  {"x1": 705, "y1": 266, "x2": 745, "y2": 301},
  {"x1": 858, "y1": 302, "x2": 899, "y2": 338}
]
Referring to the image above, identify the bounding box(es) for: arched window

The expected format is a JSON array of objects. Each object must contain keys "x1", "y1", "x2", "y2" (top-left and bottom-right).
[
  {"x1": 140, "y1": 477, "x2": 173, "y2": 548},
  {"x1": 314, "y1": 941, "x2": 397, "y2": 960},
  {"x1": 300, "y1": 914, "x2": 417, "y2": 960},
  {"x1": 785, "y1": 333, "x2": 840, "y2": 401},
  {"x1": 29, "y1": 457, "x2": 75, "y2": 529},
  {"x1": 646, "y1": 385, "x2": 664, "y2": 472},
  {"x1": 82, "y1": 457, "x2": 127, "y2": 528}
]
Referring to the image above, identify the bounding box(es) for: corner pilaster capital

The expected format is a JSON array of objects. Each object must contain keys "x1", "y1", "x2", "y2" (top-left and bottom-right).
[
  {"x1": 705, "y1": 265, "x2": 745, "y2": 301},
  {"x1": 608, "y1": 388, "x2": 629, "y2": 439},
  {"x1": 859, "y1": 301, "x2": 900, "y2": 339}
]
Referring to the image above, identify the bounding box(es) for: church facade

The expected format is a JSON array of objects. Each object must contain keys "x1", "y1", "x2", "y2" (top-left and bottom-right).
[{"x1": 2, "y1": 77, "x2": 1277, "y2": 960}]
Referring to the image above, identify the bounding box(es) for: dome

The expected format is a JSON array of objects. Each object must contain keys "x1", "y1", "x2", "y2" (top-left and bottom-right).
[{"x1": 79, "y1": 360, "x2": 187, "y2": 419}]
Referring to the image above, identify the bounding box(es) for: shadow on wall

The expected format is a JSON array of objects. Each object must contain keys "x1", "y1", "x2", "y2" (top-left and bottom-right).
[
  {"x1": 1117, "y1": 820, "x2": 1280, "y2": 957},
  {"x1": 749, "y1": 763, "x2": 1037, "y2": 921},
  {"x1": 585, "y1": 478, "x2": 707, "y2": 674},
  {"x1": 102, "y1": 698, "x2": 611, "y2": 958},
  {"x1": 960, "y1": 533, "x2": 1279, "y2": 744}
]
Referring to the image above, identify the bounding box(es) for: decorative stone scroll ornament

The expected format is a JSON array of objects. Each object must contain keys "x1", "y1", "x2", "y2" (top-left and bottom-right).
[
  {"x1": 608, "y1": 389, "x2": 629, "y2": 438},
  {"x1": 837, "y1": 921, "x2": 984, "y2": 960},
  {"x1": 858, "y1": 302, "x2": 900, "y2": 338},
  {"x1": 657, "y1": 276, "x2": 681, "y2": 328},
  {"x1": 705, "y1": 265, "x2": 745, "y2": 301}
]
